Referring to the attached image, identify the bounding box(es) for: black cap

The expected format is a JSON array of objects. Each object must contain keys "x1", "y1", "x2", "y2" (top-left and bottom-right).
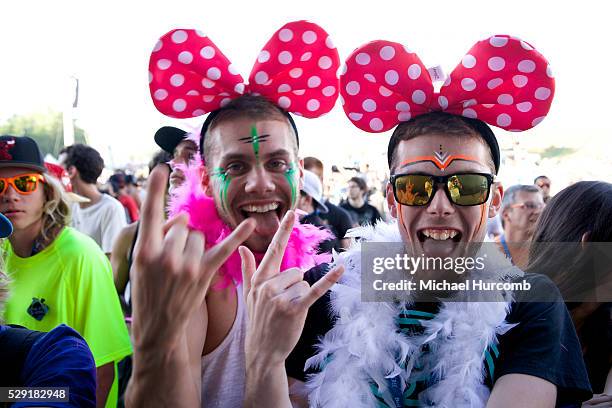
[
  {"x1": 0, "y1": 135, "x2": 46, "y2": 173},
  {"x1": 154, "y1": 126, "x2": 188, "y2": 154}
]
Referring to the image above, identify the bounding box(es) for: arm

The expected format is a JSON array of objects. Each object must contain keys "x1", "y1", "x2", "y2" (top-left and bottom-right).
[
  {"x1": 486, "y1": 373, "x2": 556, "y2": 408},
  {"x1": 126, "y1": 166, "x2": 254, "y2": 407},
  {"x1": 110, "y1": 223, "x2": 135, "y2": 291},
  {"x1": 96, "y1": 362, "x2": 115, "y2": 408}
]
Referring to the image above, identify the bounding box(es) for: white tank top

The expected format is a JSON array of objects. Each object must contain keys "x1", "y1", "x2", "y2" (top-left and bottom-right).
[{"x1": 201, "y1": 284, "x2": 247, "y2": 408}]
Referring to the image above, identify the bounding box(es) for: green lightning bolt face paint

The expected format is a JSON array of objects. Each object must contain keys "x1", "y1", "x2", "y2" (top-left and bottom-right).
[
  {"x1": 211, "y1": 167, "x2": 232, "y2": 215},
  {"x1": 284, "y1": 162, "x2": 298, "y2": 208},
  {"x1": 238, "y1": 126, "x2": 270, "y2": 166}
]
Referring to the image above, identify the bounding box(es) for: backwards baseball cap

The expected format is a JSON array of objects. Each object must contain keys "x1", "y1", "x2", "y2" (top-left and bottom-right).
[
  {"x1": 301, "y1": 170, "x2": 328, "y2": 213},
  {"x1": 154, "y1": 126, "x2": 189, "y2": 154},
  {"x1": 0, "y1": 136, "x2": 46, "y2": 173},
  {"x1": 0, "y1": 213, "x2": 13, "y2": 238}
]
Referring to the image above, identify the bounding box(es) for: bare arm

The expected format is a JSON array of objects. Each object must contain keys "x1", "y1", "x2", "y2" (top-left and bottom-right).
[
  {"x1": 486, "y1": 374, "x2": 556, "y2": 408},
  {"x1": 125, "y1": 165, "x2": 255, "y2": 408},
  {"x1": 96, "y1": 363, "x2": 115, "y2": 408},
  {"x1": 110, "y1": 223, "x2": 136, "y2": 292}
]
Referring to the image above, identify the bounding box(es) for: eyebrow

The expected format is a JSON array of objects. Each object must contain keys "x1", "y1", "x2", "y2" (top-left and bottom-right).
[{"x1": 219, "y1": 149, "x2": 292, "y2": 163}]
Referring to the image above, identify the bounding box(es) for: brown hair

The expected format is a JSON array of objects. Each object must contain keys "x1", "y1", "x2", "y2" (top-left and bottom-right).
[
  {"x1": 304, "y1": 157, "x2": 324, "y2": 172},
  {"x1": 387, "y1": 112, "x2": 495, "y2": 173},
  {"x1": 202, "y1": 95, "x2": 297, "y2": 165}
]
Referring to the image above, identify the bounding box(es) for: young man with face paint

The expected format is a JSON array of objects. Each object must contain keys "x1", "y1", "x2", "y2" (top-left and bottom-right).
[
  {"x1": 245, "y1": 36, "x2": 593, "y2": 407},
  {"x1": 127, "y1": 21, "x2": 343, "y2": 407}
]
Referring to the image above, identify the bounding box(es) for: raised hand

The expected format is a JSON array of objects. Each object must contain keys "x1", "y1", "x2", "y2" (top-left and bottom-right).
[
  {"x1": 130, "y1": 164, "x2": 256, "y2": 351},
  {"x1": 240, "y1": 210, "x2": 344, "y2": 367}
]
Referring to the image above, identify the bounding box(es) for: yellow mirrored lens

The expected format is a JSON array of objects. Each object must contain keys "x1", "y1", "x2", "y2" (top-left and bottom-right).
[
  {"x1": 395, "y1": 175, "x2": 433, "y2": 205},
  {"x1": 449, "y1": 175, "x2": 488, "y2": 205}
]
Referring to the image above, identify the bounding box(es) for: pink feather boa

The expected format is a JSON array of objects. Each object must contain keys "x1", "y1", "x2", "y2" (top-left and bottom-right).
[{"x1": 167, "y1": 153, "x2": 332, "y2": 287}]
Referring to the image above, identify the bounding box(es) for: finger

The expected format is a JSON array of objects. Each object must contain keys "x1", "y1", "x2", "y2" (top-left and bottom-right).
[
  {"x1": 239, "y1": 246, "x2": 256, "y2": 300},
  {"x1": 298, "y1": 265, "x2": 345, "y2": 308},
  {"x1": 274, "y1": 280, "x2": 310, "y2": 303},
  {"x1": 261, "y1": 267, "x2": 303, "y2": 292},
  {"x1": 257, "y1": 210, "x2": 296, "y2": 280},
  {"x1": 205, "y1": 219, "x2": 256, "y2": 272},
  {"x1": 163, "y1": 213, "x2": 189, "y2": 235},
  {"x1": 137, "y1": 164, "x2": 170, "y2": 250},
  {"x1": 161, "y1": 215, "x2": 190, "y2": 264}
]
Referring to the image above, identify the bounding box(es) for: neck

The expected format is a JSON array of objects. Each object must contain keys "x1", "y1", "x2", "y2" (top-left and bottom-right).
[
  {"x1": 9, "y1": 219, "x2": 44, "y2": 257},
  {"x1": 503, "y1": 228, "x2": 531, "y2": 269},
  {"x1": 348, "y1": 196, "x2": 365, "y2": 208},
  {"x1": 73, "y1": 180, "x2": 102, "y2": 207},
  {"x1": 505, "y1": 227, "x2": 531, "y2": 243}
]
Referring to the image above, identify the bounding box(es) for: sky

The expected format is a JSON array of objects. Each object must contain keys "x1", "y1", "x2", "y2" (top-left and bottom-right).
[{"x1": 1, "y1": 0, "x2": 611, "y2": 187}]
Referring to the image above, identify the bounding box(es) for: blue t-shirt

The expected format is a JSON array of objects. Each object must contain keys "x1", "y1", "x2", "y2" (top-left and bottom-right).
[{"x1": 0, "y1": 324, "x2": 96, "y2": 407}]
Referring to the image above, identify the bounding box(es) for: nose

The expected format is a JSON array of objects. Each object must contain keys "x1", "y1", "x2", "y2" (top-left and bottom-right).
[
  {"x1": 1, "y1": 185, "x2": 21, "y2": 202},
  {"x1": 244, "y1": 167, "x2": 275, "y2": 195},
  {"x1": 426, "y1": 184, "x2": 455, "y2": 217}
]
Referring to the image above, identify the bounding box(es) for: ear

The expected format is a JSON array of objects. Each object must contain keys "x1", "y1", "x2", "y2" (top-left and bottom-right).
[
  {"x1": 386, "y1": 182, "x2": 397, "y2": 219},
  {"x1": 201, "y1": 166, "x2": 213, "y2": 197},
  {"x1": 66, "y1": 165, "x2": 77, "y2": 179},
  {"x1": 488, "y1": 182, "x2": 503, "y2": 218}
]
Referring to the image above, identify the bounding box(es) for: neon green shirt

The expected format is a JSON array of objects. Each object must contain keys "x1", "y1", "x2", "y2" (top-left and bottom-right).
[{"x1": 3, "y1": 227, "x2": 132, "y2": 408}]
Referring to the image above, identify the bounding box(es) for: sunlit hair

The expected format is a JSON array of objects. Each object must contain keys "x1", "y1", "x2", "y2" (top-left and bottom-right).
[
  {"x1": 40, "y1": 173, "x2": 71, "y2": 242},
  {"x1": 0, "y1": 253, "x2": 8, "y2": 323}
]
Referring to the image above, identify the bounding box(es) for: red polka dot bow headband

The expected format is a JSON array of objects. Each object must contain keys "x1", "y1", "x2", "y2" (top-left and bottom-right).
[
  {"x1": 339, "y1": 35, "x2": 555, "y2": 133},
  {"x1": 149, "y1": 20, "x2": 340, "y2": 119}
]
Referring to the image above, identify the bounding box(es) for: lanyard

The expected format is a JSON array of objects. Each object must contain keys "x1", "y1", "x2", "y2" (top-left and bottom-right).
[{"x1": 499, "y1": 235, "x2": 514, "y2": 265}]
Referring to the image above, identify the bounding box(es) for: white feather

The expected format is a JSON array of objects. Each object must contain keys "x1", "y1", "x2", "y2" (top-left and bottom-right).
[{"x1": 306, "y1": 221, "x2": 522, "y2": 407}]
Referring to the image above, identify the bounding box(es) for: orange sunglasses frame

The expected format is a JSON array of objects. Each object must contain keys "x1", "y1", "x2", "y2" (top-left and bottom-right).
[{"x1": 0, "y1": 173, "x2": 46, "y2": 195}]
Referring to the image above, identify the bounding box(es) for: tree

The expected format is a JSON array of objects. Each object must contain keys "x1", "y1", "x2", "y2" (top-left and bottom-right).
[{"x1": 0, "y1": 110, "x2": 88, "y2": 157}]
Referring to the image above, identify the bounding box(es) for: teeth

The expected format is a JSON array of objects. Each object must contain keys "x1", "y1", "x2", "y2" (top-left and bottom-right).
[
  {"x1": 241, "y1": 203, "x2": 279, "y2": 213},
  {"x1": 422, "y1": 228, "x2": 459, "y2": 240}
]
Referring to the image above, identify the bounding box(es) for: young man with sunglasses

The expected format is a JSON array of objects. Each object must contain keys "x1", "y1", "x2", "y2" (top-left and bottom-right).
[
  {"x1": 252, "y1": 112, "x2": 591, "y2": 407},
  {"x1": 242, "y1": 33, "x2": 593, "y2": 407},
  {"x1": 0, "y1": 136, "x2": 132, "y2": 408}
]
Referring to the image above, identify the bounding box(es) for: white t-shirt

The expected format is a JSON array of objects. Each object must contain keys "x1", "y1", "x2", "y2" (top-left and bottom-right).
[{"x1": 71, "y1": 194, "x2": 127, "y2": 253}]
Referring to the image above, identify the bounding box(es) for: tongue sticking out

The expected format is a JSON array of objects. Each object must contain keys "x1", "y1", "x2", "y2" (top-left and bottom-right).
[
  {"x1": 422, "y1": 236, "x2": 459, "y2": 258},
  {"x1": 247, "y1": 211, "x2": 281, "y2": 236}
]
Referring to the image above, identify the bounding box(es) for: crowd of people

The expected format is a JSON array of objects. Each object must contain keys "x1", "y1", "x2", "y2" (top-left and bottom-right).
[{"x1": 0, "y1": 19, "x2": 610, "y2": 408}]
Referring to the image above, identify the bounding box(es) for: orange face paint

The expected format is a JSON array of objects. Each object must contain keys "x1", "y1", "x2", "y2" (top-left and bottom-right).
[{"x1": 399, "y1": 154, "x2": 480, "y2": 171}]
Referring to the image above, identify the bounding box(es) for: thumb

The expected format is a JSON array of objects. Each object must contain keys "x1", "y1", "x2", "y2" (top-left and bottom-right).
[{"x1": 239, "y1": 246, "x2": 256, "y2": 300}]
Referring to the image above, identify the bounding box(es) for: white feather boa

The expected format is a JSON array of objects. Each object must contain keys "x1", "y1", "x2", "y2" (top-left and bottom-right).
[{"x1": 305, "y1": 221, "x2": 523, "y2": 408}]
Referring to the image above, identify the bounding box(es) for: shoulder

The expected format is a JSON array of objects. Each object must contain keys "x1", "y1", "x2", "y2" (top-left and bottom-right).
[
  {"x1": 55, "y1": 227, "x2": 107, "y2": 257},
  {"x1": 100, "y1": 194, "x2": 126, "y2": 212}
]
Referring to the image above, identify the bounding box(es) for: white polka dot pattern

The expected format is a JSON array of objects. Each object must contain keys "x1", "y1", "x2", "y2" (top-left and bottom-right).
[
  {"x1": 149, "y1": 21, "x2": 340, "y2": 119},
  {"x1": 339, "y1": 35, "x2": 555, "y2": 133}
]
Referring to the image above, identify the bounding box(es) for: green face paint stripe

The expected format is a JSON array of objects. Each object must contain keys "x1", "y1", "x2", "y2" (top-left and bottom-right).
[
  {"x1": 211, "y1": 167, "x2": 231, "y2": 213},
  {"x1": 250, "y1": 125, "x2": 260, "y2": 165},
  {"x1": 284, "y1": 163, "x2": 298, "y2": 207}
]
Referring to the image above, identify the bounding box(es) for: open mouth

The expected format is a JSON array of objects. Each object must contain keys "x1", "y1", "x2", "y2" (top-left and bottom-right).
[
  {"x1": 239, "y1": 202, "x2": 282, "y2": 219},
  {"x1": 417, "y1": 228, "x2": 462, "y2": 243}
]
